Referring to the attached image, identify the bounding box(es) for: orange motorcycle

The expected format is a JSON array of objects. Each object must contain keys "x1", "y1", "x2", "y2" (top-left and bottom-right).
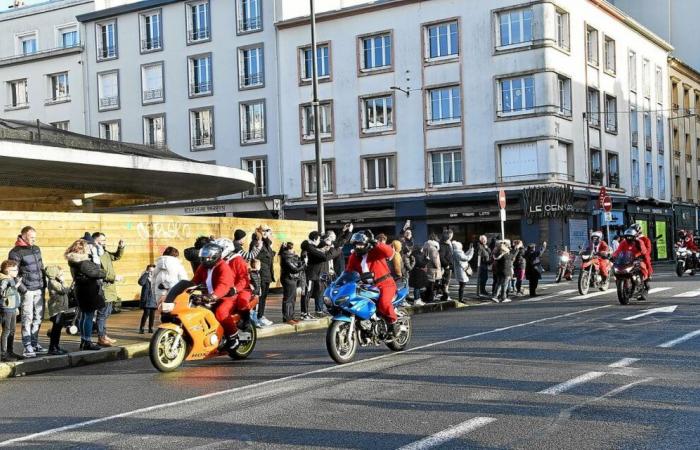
[{"x1": 149, "y1": 281, "x2": 257, "y2": 372}]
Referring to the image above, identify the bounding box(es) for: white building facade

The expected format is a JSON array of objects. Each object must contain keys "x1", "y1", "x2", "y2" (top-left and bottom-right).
[
  {"x1": 0, "y1": 0, "x2": 94, "y2": 132},
  {"x1": 276, "y1": 0, "x2": 673, "y2": 258},
  {"x1": 76, "y1": 0, "x2": 282, "y2": 216}
]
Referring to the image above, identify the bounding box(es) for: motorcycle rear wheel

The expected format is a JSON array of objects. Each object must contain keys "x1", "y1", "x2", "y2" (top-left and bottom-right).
[
  {"x1": 578, "y1": 270, "x2": 590, "y2": 296},
  {"x1": 150, "y1": 328, "x2": 187, "y2": 372},
  {"x1": 386, "y1": 317, "x2": 412, "y2": 352},
  {"x1": 616, "y1": 279, "x2": 631, "y2": 305},
  {"x1": 229, "y1": 323, "x2": 257, "y2": 360},
  {"x1": 326, "y1": 320, "x2": 358, "y2": 364}
]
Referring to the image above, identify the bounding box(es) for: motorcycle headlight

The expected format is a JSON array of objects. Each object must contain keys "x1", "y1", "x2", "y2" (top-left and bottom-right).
[
  {"x1": 334, "y1": 296, "x2": 350, "y2": 305},
  {"x1": 161, "y1": 302, "x2": 175, "y2": 313},
  {"x1": 561, "y1": 255, "x2": 569, "y2": 262}
]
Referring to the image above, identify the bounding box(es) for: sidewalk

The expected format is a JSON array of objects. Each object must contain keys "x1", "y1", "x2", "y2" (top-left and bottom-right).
[{"x1": 1, "y1": 291, "x2": 481, "y2": 380}]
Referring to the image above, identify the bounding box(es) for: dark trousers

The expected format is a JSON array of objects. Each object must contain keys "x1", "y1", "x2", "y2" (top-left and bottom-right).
[
  {"x1": 281, "y1": 278, "x2": 297, "y2": 321},
  {"x1": 477, "y1": 265, "x2": 489, "y2": 296},
  {"x1": 1, "y1": 310, "x2": 16, "y2": 354},
  {"x1": 140, "y1": 308, "x2": 156, "y2": 331},
  {"x1": 458, "y1": 282, "x2": 467, "y2": 302},
  {"x1": 258, "y1": 283, "x2": 270, "y2": 318},
  {"x1": 49, "y1": 313, "x2": 65, "y2": 350},
  {"x1": 439, "y1": 268, "x2": 452, "y2": 300},
  {"x1": 96, "y1": 302, "x2": 113, "y2": 338},
  {"x1": 495, "y1": 275, "x2": 509, "y2": 300},
  {"x1": 529, "y1": 277, "x2": 540, "y2": 296}
]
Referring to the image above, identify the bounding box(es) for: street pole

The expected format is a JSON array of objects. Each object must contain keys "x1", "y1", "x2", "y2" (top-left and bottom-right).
[{"x1": 310, "y1": 0, "x2": 325, "y2": 234}]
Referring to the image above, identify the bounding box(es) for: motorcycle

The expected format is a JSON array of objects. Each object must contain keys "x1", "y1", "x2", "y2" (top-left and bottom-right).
[
  {"x1": 675, "y1": 245, "x2": 698, "y2": 277},
  {"x1": 149, "y1": 280, "x2": 257, "y2": 372},
  {"x1": 577, "y1": 251, "x2": 610, "y2": 295},
  {"x1": 323, "y1": 271, "x2": 411, "y2": 364},
  {"x1": 554, "y1": 247, "x2": 575, "y2": 283},
  {"x1": 613, "y1": 251, "x2": 646, "y2": 305}
]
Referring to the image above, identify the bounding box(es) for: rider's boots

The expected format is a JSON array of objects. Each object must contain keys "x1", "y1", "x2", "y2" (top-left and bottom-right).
[{"x1": 227, "y1": 332, "x2": 240, "y2": 350}]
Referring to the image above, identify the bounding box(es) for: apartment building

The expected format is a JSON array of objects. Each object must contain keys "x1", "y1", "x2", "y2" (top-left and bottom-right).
[
  {"x1": 0, "y1": 0, "x2": 94, "y2": 132},
  {"x1": 276, "y1": 0, "x2": 672, "y2": 257},
  {"x1": 76, "y1": 0, "x2": 282, "y2": 217}
]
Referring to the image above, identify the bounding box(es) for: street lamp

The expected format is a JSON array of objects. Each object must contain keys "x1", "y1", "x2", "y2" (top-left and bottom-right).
[{"x1": 309, "y1": 0, "x2": 325, "y2": 234}]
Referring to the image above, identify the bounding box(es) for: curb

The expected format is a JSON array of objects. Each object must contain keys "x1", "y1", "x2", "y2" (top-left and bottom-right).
[{"x1": 0, "y1": 298, "x2": 473, "y2": 380}]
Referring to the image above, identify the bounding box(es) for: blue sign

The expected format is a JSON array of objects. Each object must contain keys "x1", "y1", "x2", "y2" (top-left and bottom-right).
[{"x1": 599, "y1": 210, "x2": 624, "y2": 226}]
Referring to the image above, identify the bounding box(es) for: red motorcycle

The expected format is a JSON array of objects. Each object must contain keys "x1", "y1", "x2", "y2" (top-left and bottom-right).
[
  {"x1": 578, "y1": 251, "x2": 610, "y2": 295},
  {"x1": 554, "y1": 247, "x2": 575, "y2": 283}
]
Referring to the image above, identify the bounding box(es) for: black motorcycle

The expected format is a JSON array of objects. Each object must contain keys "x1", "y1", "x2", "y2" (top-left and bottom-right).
[{"x1": 613, "y1": 251, "x2": 646, "y2": 305}]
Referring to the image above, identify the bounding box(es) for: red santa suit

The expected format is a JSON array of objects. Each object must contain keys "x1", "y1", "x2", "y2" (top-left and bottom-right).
[
  {"x1": 613, "y1": 238, "x2": 650, "y2": 280},
  {"x1": 192, "y1": 259, "x2": 240, "y2": 335},
  {"x1": 586, "y1": 240, "x2": 610, "y2": 278},
  {"x1": 225, "y1": 253, "x2": 253, "y2": 315},
  {"x1": 680, "y1": 235, "x2": 699, "y2": 252},
  {"x1": 345, "y1": 242, "x2": 398, "y2": 323},
  {"x1": 638, "y1": 234, "x2": 654, "y2": 277}
]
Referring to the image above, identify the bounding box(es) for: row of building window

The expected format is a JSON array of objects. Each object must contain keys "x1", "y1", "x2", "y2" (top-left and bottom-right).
[
  {"x1": 95, "y1": 0, "x2": 262, "y2": 61},
  {"x1": 4, "y1": 73, "x2": 70, "y2": 109},
  {"x1": 8, "y1": 25, "x2": 79, "y2": 58}
]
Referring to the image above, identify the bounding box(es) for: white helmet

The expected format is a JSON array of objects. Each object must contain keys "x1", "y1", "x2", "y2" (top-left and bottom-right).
[
  {"x1": 591, "y1": 231, "x2": 603, "y2": 239},
  {"x1": 212, "y1": 238, "x2": 235, "y2": 260}
]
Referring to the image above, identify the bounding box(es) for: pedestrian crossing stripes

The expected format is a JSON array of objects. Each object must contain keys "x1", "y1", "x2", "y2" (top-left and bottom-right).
[{"x1": 673, "y1": 290, "x2": 700, "y2": 298}]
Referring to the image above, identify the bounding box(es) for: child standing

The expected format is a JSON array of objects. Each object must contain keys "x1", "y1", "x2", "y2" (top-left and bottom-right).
[
  {"x1": 1, "y1": 260, "x2": 24, "y2": 361},
  {"x1": 137, "y1": 264, "x2": 157, "y2": 334},
  {"x1": 248, "y1": 259, "x2": 268, "y2": 326},
  {"x1": 45, "y1": 265, "x2": 74, "y2": 355}
]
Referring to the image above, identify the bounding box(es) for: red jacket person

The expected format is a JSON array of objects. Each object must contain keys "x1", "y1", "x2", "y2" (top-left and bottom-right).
[{"x1": 344, "y1": 231, "x2": 400, "y2": 334}]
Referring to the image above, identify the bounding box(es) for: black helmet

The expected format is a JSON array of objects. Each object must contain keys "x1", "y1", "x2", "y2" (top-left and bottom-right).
[
  {"x1": 623, "y1": 227, "x2": 638, "y2": 242},
  {"x1": 350, "y1": 231, "x2": 371, "y2": 255},
  {"x1": 678, "y1": 229, "x2": 687, "y2": 239},
  {"x1": 199, "y1": 243, "x2": 223, "y2": 269}
]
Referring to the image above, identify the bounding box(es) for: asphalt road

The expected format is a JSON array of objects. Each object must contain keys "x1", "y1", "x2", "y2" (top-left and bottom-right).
[{"x1": 0, "y1": 268, "x2": 698, "y2": 449}]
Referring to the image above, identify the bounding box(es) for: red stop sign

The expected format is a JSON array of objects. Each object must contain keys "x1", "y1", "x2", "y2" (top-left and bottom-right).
[
  {"x1": 602, "y1": 196, "x2": 613, "y2": 212},
  {"x1": 498, "y1": 189, "x2": 506, "y2": 209}
]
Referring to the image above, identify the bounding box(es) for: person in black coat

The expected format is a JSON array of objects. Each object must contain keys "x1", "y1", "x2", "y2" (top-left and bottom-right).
[
  {"x1": 250, "y1": 226, "x2": 276, "y2": 326},
  {"x1": 408, "y1": 247, "x2": 428, "y2": 306},
  {"x1": 184, "y1": 236, "x2": 212, "y2": 272},
  {"x1": 300, "y1": 231, "x2": 340, "y2": 319},
  {"x1": 525, "y1": 242, "x2": 547, "y2": 297},
  {"x1": 475, "y1": 235, "x2": 491, "y2": 298},
  {"x1": 137, "y1": 264, "x2": 157, "y2": 334},
  {"x1": 65, "y1": 238, "x2": 106, "y2": 351},
  {"x1": 280, "y1": 242, "x2": 305, "y2": 324},
  {"x1": 437, "y1": 230, "x2": 454, "y2": 301}
]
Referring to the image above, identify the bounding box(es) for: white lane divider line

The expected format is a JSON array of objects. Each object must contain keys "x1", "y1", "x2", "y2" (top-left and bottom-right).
[
  {"x1": 540, "y1": 358, "x2": 639, "y2": 395},
  {"x1": 658, "y1": 329, "x2": 700, "y2": 348},
  {"x1": 0, "y1": 304, "x2": 611, "y2": 448},
  {"x1": 571, "y1": 289, "x2": 616, "y2": 300},
  {"x1": 397, "y1": 417, "x2": 497, "y2": 450},
  {"x1": 521, "y1": 289, "x2": 577, "y2": 302},
  {"x1": 647, "y1": 287, "x2": 671, "y2": 294},
  {"x1": 622, "y1": 305, "x2": 678, "y2": 321},
  {"x1": 673, "y1": 290, "x2": 700, "y2": 298},
  {"x1": 608, "y1": 357, "x2": 639, "y2": 368},
  {"x1": 539, "y1": 371, "x2": 606, "y2": 395}
]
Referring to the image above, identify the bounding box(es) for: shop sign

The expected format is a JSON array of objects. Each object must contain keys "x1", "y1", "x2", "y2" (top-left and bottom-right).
[
  {"x1": 523, "y1": 186, "x2": 575, "y2": 219},
  {"x1": 569, "y1": 219, "x2": 589, "y2": 250},
  {"x1": 627, "y1": 205, "x2": 672, "y2": 216},
  {"x1": 182, "y1": 204, "x2": 230, "y2": 215},
  {"x1": 599, "y1": 210, "x2": 624, "y2": 226}
]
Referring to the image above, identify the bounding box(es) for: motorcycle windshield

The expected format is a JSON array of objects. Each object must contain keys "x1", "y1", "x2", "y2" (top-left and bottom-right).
[
  {"x1": 164, "y1": 280, "x2": 195, "y2": 303},
  {"x1": 615, "y1": 251, "x2": 635, "y2": 266},
  {"x1": 334, "y1": 271, "x2": 360, "y2": 287}
]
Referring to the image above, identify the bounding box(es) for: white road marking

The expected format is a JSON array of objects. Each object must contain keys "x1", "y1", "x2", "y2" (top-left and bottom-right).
[
  {"x1": 540, "y1": 358, "x2": 639, "y2": 395},
  {"x1": 522, "y1": 289, "x2": 577, "y2": 303},
  {"x1": 658, "y1": 329, "x2": 700, "y2": 348},
  {"x1": 396, "y1": 417, "x2": 496, "y2": 450},
  {"x1": 0, "y1": 304, "x2": 611, "y2": 447},
  {"x1": 622, "y1": 305, "x2": 678, "y2": 321},
  {"x1": 673, "y1": 290, "x2": 700, "y2": 298},
  {"x1": 539, "y1": 371, "x2": 606, "y2": 395},
  {"x1": 647, "y1": 287, "x2": 671, "y2": 294},
  {"x1": 608, "y1": 357, "x2": 639, "y2": 368},
  {"x1": 571, "y1": 289, "x2": 616, "y2": 300}
]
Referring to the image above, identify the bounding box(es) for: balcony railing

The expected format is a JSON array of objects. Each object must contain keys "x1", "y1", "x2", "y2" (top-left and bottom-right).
[
  {"x1": 143, "y1": 89, "x2": 163, "y2": 101},
  {"x1": 591, "y1": 171, "x2": 603, "y2": 186},
  {"x1": 240, "y1": 73, "x2": 264, "y2": 87},
  {"x1": 189, "y1": 82, "x2": 212, "y2": 96},
  {"x1": 498, "y1": 172, "x2": 574, "y2": 183},
  {"x1": 187, "y1": 28, "x2": 210, "y2": 42},
  {"x1": 99, "y1": 96, "x2": 118, "y2": 109},
  {"x1": 0, "y1": 44, "x2": 83, "y2": 65},
  {"x1": 238, "y1": 16, "x2": 262, "y2": 32},
  {"x1": 4, "y1": 102, "x2": 29, "y2": 110},
  {"x1": 45, "y1": 95, "x2": 70, "y2": 104},
  {"x1": 97, "y1": 45, "x2": 117, "y2": 60},
  {"x1": 241, "y1": 127, "x2": 264, "y2": 143},
  {"x1": 141, "y1": 38, "x2": 162, "y2": 51},
  {"x1": 191, "y1": 135, "x2": 213, "y2": 148}
]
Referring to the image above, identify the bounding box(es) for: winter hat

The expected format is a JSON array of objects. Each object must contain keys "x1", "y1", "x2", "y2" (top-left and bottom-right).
[
  {"x1": 81, "y1": 232, "x2": 95, "y2": 245},
  {"x1": 308, "y1": 231, "x2": 320, "y2": 241},
  {"x1": 234, "y1": 229, "x2": 246, "y2": 241}
]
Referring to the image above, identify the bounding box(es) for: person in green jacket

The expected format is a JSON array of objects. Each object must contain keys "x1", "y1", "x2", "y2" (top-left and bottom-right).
[{"x1": 91, "y1": 232, "x2": 125, "y2": 347}]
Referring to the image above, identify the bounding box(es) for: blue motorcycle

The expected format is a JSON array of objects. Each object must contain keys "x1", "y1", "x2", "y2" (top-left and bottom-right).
[{"x1": 322, "y1": 271, "x2": 412, "y2": 364}]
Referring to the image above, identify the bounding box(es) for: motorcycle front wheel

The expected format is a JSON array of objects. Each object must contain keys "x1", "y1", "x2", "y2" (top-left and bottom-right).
[
  {"x1": 326, "y1": 320, "x2": 358, "y2": 364},
  {"x1": 555, "y1": 267, "x2": 563, "y2": 283},
  {"x1": 150, "y1": 328, "x2": 187, "y2": 372},
  {"x1": 229, "y1": 323, "x2": 257, "y2": 360},
  {"x1": 578, "y1": 269, "x2": 591, "y2": 295},
  {"x1": 386, "y1": 317, "x2": 412, "y2": 352},
  {"x1": 616, "y1": 279, "x2": 631, "y2": 305},
  {"x1": 676, "y1": 261, "x2": 685, "y2": 277}
]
